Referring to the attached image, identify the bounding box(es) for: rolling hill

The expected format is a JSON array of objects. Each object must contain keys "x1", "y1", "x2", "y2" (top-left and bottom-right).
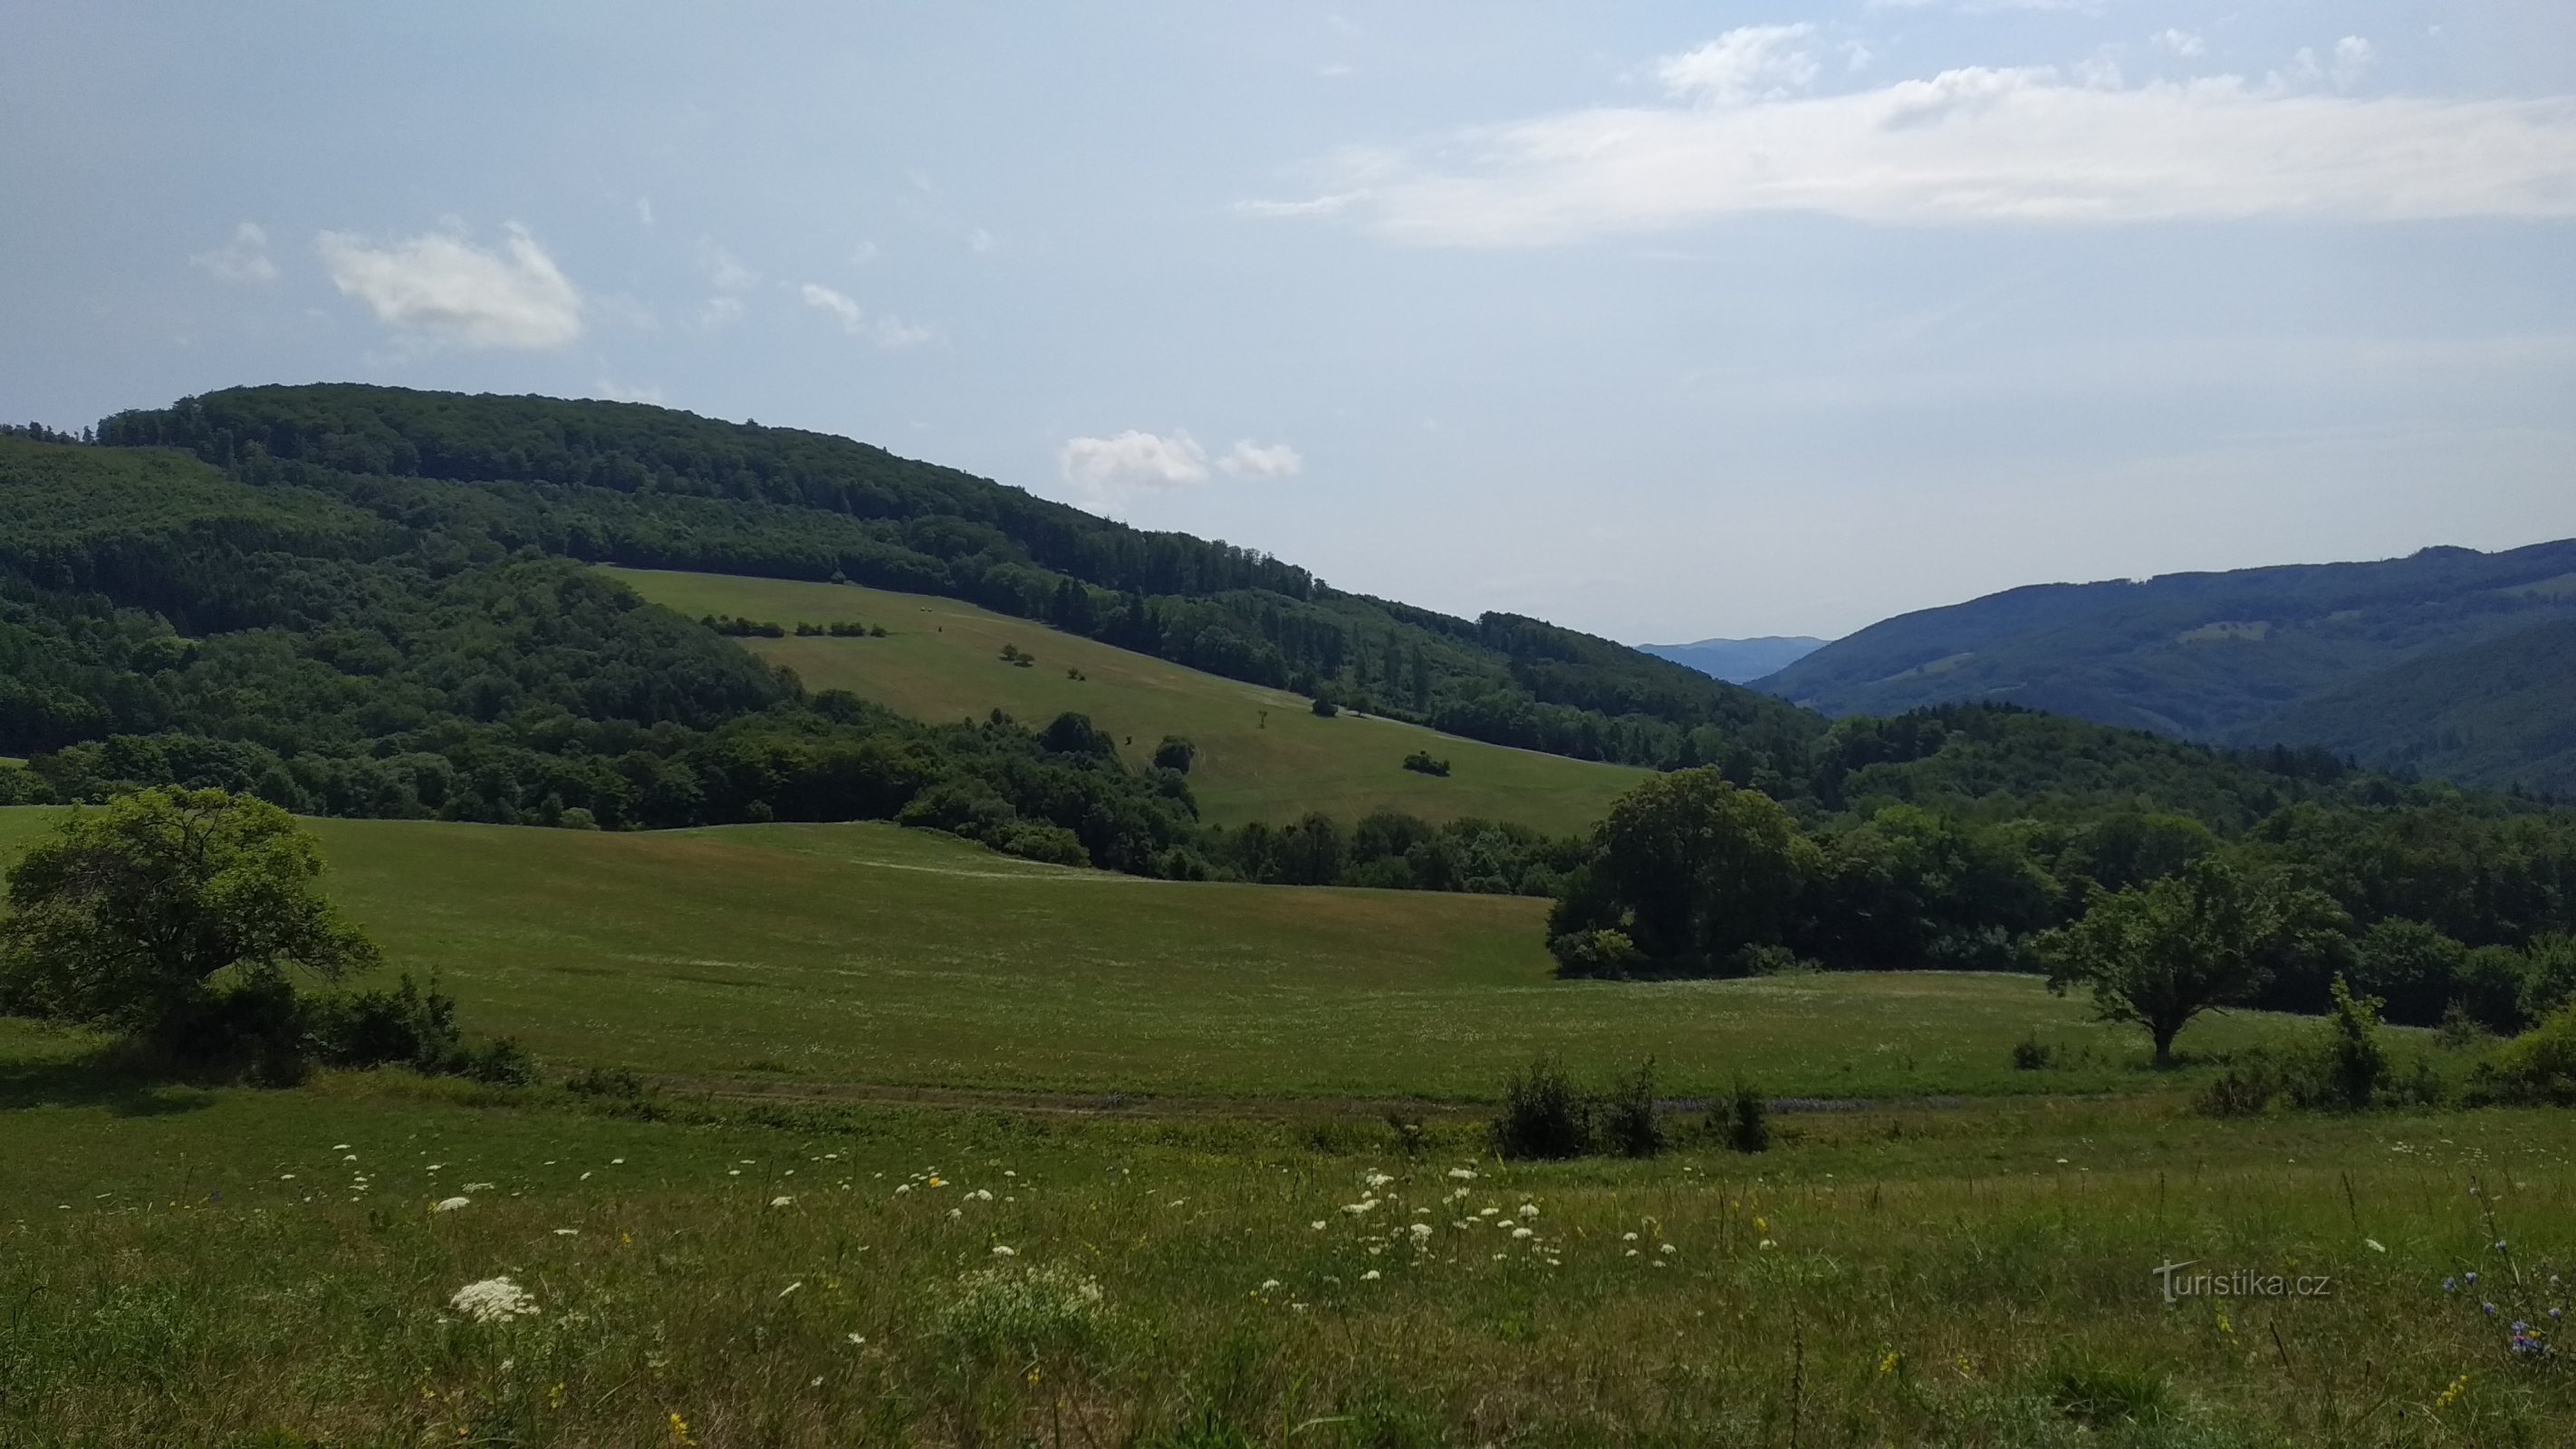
[
  {"x1": 1757, "y1": 541, "x2": 2576, "y2": 777},
  {"x1": 0, "y1": 806, "x2": 2310, "y2": 1099},
  {"x1": 2254, "y1": 617, "x2": 2576, "y2": 795},
  {"x1": 1638, "y1": 635, "x2": 1827, "y2": 683},
  {"x1": 605, "y1": 567, "x2": 1646, "y2": 833}
]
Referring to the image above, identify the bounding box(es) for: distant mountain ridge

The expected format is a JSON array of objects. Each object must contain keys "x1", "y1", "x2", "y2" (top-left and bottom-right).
[
  {"x1": 1640, "y1": 636, "x2": 1828, "y2": 684},
  {"x1": 1756, "y1": 540, "x2": 2576, "y2": 792}
]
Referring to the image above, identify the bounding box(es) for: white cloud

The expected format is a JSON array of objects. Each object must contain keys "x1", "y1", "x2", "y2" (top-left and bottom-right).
[
  {"x1": 1216, "y1": 439, "x2": 1304, "y2": 479},
  {"x1": 697, "y1": 294, "x2": 745, "y2": 331},
  {"x1": 316, "y1": 224, "x2": 582, "y2": 349},
  {"x1": 2153, "y1": 29, "x2": 2206, "y2": 59},
  {"x1": 191, "y1": 222, "x2": 275, "y2": 283},
  {"x1": 2332, "y1": 35, "x2": 2374, "y2": 91},
  {"x1": 1058, "y1": 430, "x2": 1210, "y2": 508},
  {"x1": 798, "y1": 283, "x2": 931, "y2": 348},
  {"x1": 1657, "y1": 24, "x2": 1817, "y2": 105},
  {"x1": 1250, "y1": 48, "x2": 2576, "y2": 242},
  {"x1": 591, "y1": 379, "x2": 664, "y2": 405},
  {"x1": 705, "y1": 245, "x2": 757, "y2": 292}
]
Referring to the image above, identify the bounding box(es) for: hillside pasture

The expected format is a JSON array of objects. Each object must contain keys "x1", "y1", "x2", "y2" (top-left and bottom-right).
[{"x1": 601, "y1": 566, "x2": 1646, "y2": 834}]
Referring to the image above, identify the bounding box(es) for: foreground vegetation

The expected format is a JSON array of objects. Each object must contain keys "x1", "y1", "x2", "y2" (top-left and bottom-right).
[{"x1": 4, "y1": 1047, "x2": 2573, "y2": 1447}]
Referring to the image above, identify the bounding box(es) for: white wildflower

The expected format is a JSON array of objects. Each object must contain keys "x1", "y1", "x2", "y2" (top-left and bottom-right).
[
  {"x1": 1621, "y1": 1231, "x2": 1639, "y2": 1242},
  {"x1": 1408, "y1": 1223, "x2": 1434, "y2": 1243},
  {"x1": 969, "y1": 1189, "x2": 994, "y2": 1202},
  {"x1": 1511, "y1": 1226, "x2": 1534, "y2": 1241},
  {"x1": 1360, "y1": 1270, "x2": 1381, "y2": 1281},
  {"x1": 1363, "y1": 1172, "x2": 1395, "y2": 1189},
  {"x1": 947, "y1": 1207, "x2": 964, "y2": 1220},
  {"x1": 463, "y1": 1182, "x2": 495, "y2": 1193},
  {"x1": 553, "y1": 1228, "x2": 578, "y2": 1236},
  {"x1": 1517, "y1": 1204, "x2": 1539, "y2": 1220},
  {"x1": 895, "y1": 1184, "x2": 913, "y2": 1195},
  {"x1": 1340, "y1": 1198, "x2": 1379, "y2": 1216},
  {"x1": 1477, "y1": 1206, "x2": 1498, "y2": 1217},
  {"x1": 432, "y1": 1196, "x2": 471, "y2": 1213},
  {"x1": 2366, "y1": 1238, "x2": 2387, "y2": 1252},
  {"x1": 448, "y1": 1276, "x2": 540, "y2": 1325},
  {"x1": 771, "y1": 1195, "x2": 794, "y2": 1207},
  {"x1": 848, "y1": 1332, "x2": 867, "y2": 1345},
  {"x1": 1310, "y1": 1220, "x2": 1326, "y2": 1231},
  {"x1": 1659, "y1": 1243, "x2": 1677, "y2": 1255},
  {"x1": 1259, "y1": 1278, "x2": 1282, "y2": 1291},
  {"x1": 1447, "y1": 1167, "x2": 1476, "y2": 1181},
  {"x1": 990, "y1": 1244, "x2": 1016, "y2": 1256}
]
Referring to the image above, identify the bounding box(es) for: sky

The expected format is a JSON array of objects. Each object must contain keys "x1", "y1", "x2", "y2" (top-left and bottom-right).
[{"x1": 4, "y1": 3, "x2": 2571, "y2": 644}]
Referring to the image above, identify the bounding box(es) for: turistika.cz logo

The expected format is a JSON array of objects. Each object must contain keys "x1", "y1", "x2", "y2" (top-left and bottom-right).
[{"x1": 2151, "y1": 1260, "x2": 2334, "y2": 1306}]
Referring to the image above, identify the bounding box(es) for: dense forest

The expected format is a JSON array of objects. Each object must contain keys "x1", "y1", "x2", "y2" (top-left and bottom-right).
[{"x1": 94, "y1": 386, "x2": 1821, "y2": 781}]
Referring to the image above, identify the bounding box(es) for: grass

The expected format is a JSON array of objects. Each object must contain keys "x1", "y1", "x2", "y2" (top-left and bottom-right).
[
  {"x1": 3, "y1": 810, "x2": 2571, "y2": 1444},
  {"x1": 0, "y1": 808, "x2": 2393, "y2": 1104},
  {"x1": 600, "y1": 566, "x2": 1647, "y2": 834},
  {"x1": 3, "y1": 1060, "x2": 2572, "y2": 1446}
]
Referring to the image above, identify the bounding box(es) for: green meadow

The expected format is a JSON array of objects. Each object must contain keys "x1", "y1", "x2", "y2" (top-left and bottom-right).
[
  {"x1": 601, "y1": 566, "x2": 1646, "y2": 834},
  {"x1": 0, "y1": 808, "x2": 2365, "y2": 1104},
  {"x1": 4, "y1": 811, "x2": 2570, "y2": 1446}
]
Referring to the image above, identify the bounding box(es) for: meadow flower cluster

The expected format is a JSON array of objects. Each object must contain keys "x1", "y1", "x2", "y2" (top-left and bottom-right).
[
  {"x1": 448, "y1": 1276, "x2": 540, "y2": 1325},
  {"x1": 931, "y1": 1262, "x2": 1106, "y2": 1355}
]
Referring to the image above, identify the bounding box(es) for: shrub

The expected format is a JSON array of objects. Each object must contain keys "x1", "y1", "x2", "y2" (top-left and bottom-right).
[
  {"x1": 2455, "y1": 945, "x2": 2531, "y2": 1034},
  {"x1": 1546, "y1": 927, "x2": 1642, "y2": 978},
  {"x1": 2306, "y1": 975, "x2": 2390, "y2": 1111},
  {"x1": 1311, "y1": 697, "x2": 1338, "y2": 717},
  {"x1": 2521, "y1": 935, "x2": 2576, "y2": 1023},
  {"x1": 2195, "y1": 1057, "x2": 2283, "y2": 1118},
  {"x1": 2010, "y1": 1033, "x2": 2058, "y2": 1071},
  {"x1": 2472, "y1": 1003, "x2": 2576, "y2": 1106},
  {"x1": 1152, "y1": 736, "x2": 1197, "y2": 773},
  {"x1": 1729, "y1": 942, "x2": 1812, "y2": 977},
  {"x1": 557, "y1": 807, "x2": 600, "y2": 830},
  {"x1": 304, "y1": 974, "x2": 460, "y2": 1070},
  {"x1": 1722, "y1": 1080, "x2": 1771, "y2": 1154},
  {"x1": 1400, "y1": 751, "x2": 1450, "y2": 777},
  {"x1": 1598, "y1": 1057, "x2": 1663, "y2": 1158},
  {"x1": 1493, "y1": 1054, "x2": 1591, "y2": 1159}
]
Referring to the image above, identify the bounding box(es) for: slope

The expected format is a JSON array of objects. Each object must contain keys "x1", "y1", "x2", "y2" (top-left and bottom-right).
[
  {"x1": 605, "y1": 567, "x2": 1646, "y2": 833},
  {"x1": 0, "y1": 808, "x2": 2309, "y2": 1099},
  {"x1": 1759, "y1": 542, "x2": 2576, "y2": 753},
  {"x1": 2254, "y1": 617, "x2": 2576, "y2": 796}
]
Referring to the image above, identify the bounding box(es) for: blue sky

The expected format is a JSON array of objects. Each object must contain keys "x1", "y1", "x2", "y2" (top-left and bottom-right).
[{"x1": 4, "y1": 2, "x2": 2571, "y2": 641}]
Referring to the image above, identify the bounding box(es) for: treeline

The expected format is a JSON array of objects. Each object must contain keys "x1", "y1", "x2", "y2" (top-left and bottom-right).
[{"x1": 1548, "y1": 769, "x2": 2576, "y2": 1033}]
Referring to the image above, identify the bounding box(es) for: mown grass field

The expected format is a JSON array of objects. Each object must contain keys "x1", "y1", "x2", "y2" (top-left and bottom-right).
[
  {"x1": 0, "y1": 809, "x2": 2368, "y2": 1104},
  {"x1": 600, "y1": 566, "x2": 1646, "y2": 834}
]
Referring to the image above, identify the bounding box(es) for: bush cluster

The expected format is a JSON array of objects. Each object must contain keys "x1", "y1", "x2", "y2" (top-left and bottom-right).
[{"x1": 1490, "y1": 1054, "x2": 1768, "y2": 1160}]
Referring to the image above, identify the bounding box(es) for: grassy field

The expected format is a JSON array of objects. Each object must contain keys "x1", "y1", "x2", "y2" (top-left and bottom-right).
[
  {"x1": 3, "y1": 1047, "x2": 2571, "y2": 1446},
  {"x1": 0, "y1": 809, "x2": 2362, "y2": 1104},
  {"x1": 600, "y1": 566, "x2": 1645, "y2": 835}
]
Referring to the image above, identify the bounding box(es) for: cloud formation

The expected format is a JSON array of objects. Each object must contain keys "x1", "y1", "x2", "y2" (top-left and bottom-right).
[
  {"x1": 1059, "y1": 430, "x2": 1209, "y2": 507},
  {"x1": 1216, "y1": 439, "x2": 1304, "y2": 479},
  {"x1": 191, "y1": 222, "x2": 276, "y2": 283},
  {"x1": 317, "y1": 224, "x2": 582, "y2": 348},
  {"x1": 1245, "y1": 28, "x2": 2576, "y2": 243},
  {"x1": 799, "y1": 283, "x2": 931, "y2": 348}
]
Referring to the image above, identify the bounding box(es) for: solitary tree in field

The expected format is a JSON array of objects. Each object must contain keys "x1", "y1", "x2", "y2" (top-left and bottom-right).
[
  {"x1": 1584, "y1": 768, "x2": 1819, "y2": 972},
  {"x1": 0, "y1": 788, "x2": 379, "y2": 1046},
  {"x1": 2044, "y1": 857, "x2": 2344, "y2": 1066}
]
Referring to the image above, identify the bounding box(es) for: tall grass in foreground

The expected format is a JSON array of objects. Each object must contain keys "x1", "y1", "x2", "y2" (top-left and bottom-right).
[{"x1": 3, "y1": 1081, "x2": 2571, "y2": 1446}]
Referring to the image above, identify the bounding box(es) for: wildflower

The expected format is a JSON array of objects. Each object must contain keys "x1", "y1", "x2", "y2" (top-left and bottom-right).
[
  {"x1": 1517, "y1": 1204, "x2": 1539, "y2": 1220},
  {"x1": 1447, "y1": 1168, "x2": 1476, "y2": 1180},
  {"x1": 991, "y1": 1244, "x2": 1017, "y2": 1256},
  {"x1": 1408, "y1": 1223, "x2": 1433, "y2": 1243},
  {"x1": 1659, "y1": 1243, "x2": 1677, "y2": 1255},
  {"x1": 1364, "y1": 1172, "x2": 1395, "y2": 1189},
  {"x1": 1625, "y1": 1249, "x2": 1639, "y2": 1258},
  {"x1": 1754, "y1": 1216, "x2": 1766, "y2": 1233},
  {"x1": 1259, "y1": 1279, "x2": 1282, "y2": 1291},
  {"x1": 1757, "y1": 1239, "x2": 1775, "y2": 1250},
  {"x1": 2494, "y1": 1240, "x2": 2509, "y2": 1252},
  {"x1": 449, "y1": 1277, "x2": 541, "y2": 1325},
  {"x1": 847, "y1": 1332, "x2": 866, "y2": 1345},
  {"x1": 668, "y1": 1410, "x2": 697, "y2": 1446},
  {"x1": 1341, "y1": 1198, "x2": 1379, "y2": 1216},
  {"x1": 1477, "y1": 1206, "x2": 1498, "y2": 1217},
  {"x1": 1511, "y1": 1226, "x2": 1534, "y2": 1241},
  {"x1": 969, "y1": 1189, "x2": 994, "y2": 1202},
  {"x1": 2366, "y1": 1239, "x2": 2386, "y2": 1252},
  {"x1": 1360, "y1": 1270, "x2": 1381, "y2": 1281},
  {"x1": 433, "y1": 1196, "x2": 471, "y2": 1213},
  {"x1": 610, "y1": 1157, "x2": 624, "y2": 1165},
  {"x1": 1309, "y1": 1220, "x2": 1326, "y2": 1231},
  {"x1": 895, "y1": 1184, "x2": 912, "y2": 1195},
  {"x1": 2435, "y1": 1373, "x2": 2470, "y2": 1409},
  {"x1": 2508, "y1": 1322, "x2": 2547, "y2": 1358},
  {"x1": 771, "y1": 1195, "x2": 794, "y2": 1207},
  {"x1": 1622, "y1": 1232, "x2": 1639, "y2": 1242},
  {"x1": 947, "y1": 1208, "x2": 964, "y2": 1220},
  {"x1": 2466, "y1": 1271, "x2": 2479, "y2": 1284},
  {"x1": 463, "y1": 1182, "x2": 495, "y2": 1193},
  {"x1": 2485, "y1": 1302, "x2": 2498, "y2": 1316},
  {"x1": 1878, "y1": 1350, "x2": 1900, "y2": 1376},
  {"x1": 553, "y1": 1228, "x2": 579, "y2": 1236},
  {"x1": 2444, "y1": 1277, "x2": 2457, "y2": 1292}
]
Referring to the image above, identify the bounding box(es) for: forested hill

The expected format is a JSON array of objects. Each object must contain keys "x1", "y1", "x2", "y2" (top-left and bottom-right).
[
  {"x1": 97, "y1": 385, "x2": 1821, "y2": 783},
  {"x1": 1757, "y1": 542, "x2": 2576, "y2": 762}
]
